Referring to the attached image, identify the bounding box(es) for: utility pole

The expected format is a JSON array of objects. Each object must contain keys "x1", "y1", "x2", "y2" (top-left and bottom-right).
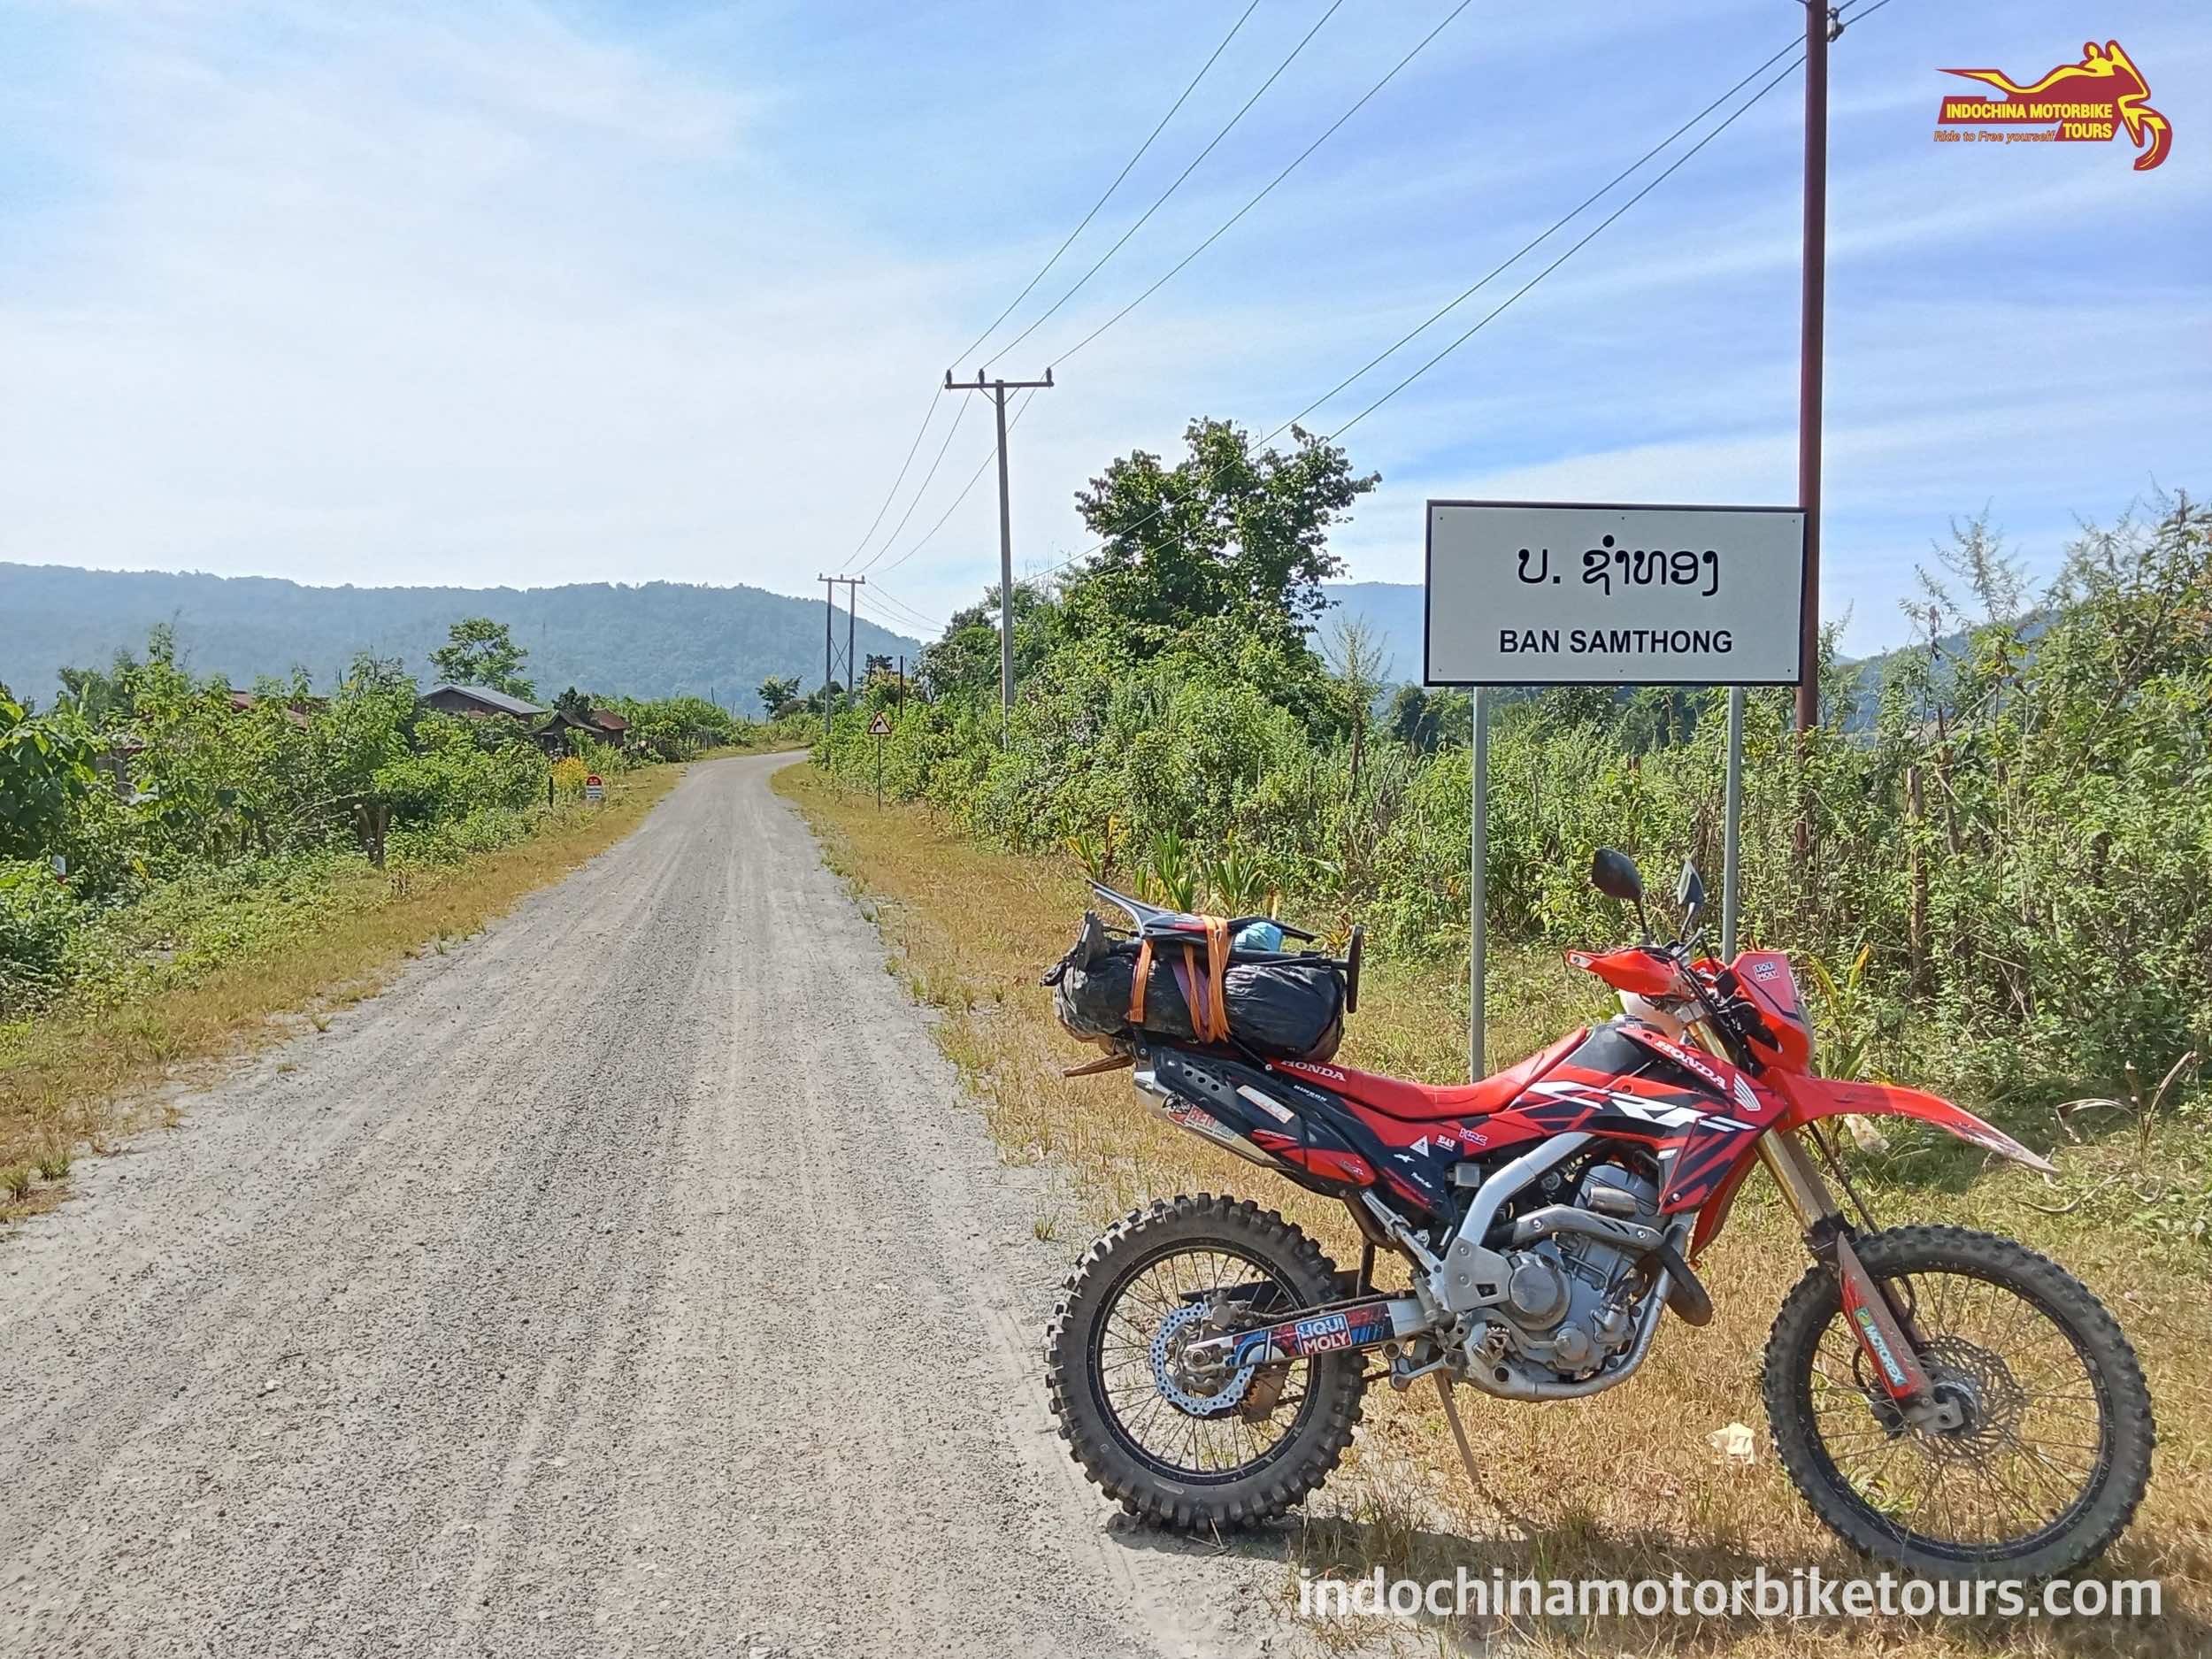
[
  {"x1": 1795, "y1": 1, "x2": 1835, "y2": 733},
  {"x1": 945, "y1": 368, "x2": 1055, "y2": 739},
  {"x1": 818, "y1": 573, "x2": 865, "y2": 740}
]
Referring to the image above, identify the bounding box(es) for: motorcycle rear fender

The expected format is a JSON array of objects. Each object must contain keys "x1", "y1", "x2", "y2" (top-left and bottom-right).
[{"x1": 1775, "y1": 1073, "x2": 2057, "y2": 1175}]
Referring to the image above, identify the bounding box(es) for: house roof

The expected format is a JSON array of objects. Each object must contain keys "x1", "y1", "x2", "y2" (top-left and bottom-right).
[
  {"x1": 534, "y1": 707, "x2": 630, "y2": 734},
  {"x1": 425, "y1": 683, "x2": 549, "y2": 717}
]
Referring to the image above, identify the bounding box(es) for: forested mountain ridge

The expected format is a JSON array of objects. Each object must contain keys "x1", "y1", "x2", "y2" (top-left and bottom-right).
[{"x1": 0, "y1": 564, "x2": 919, "y2": 714}]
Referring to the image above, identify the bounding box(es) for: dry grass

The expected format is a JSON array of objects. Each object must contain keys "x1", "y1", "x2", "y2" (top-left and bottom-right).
[
  {"x1": 0, "y1": 764, "x2": 687, "y2": 1217},
  {"x1": 780, "y1": 764, "x2": 2211, "y2": 1658}
]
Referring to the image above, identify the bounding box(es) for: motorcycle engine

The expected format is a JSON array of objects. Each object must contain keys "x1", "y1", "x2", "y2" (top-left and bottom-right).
[{"x1": 1491, "y1": 1162, "x2": 1662, "y2": 1378}]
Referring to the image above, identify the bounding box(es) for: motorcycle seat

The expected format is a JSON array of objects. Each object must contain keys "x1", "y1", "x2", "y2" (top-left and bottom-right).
[{"x1": 1287, "y1": 1029, "x2": 1585, "y2": 1121}]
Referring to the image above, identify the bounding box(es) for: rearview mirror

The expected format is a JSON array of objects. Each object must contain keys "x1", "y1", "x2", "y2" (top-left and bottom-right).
[
  {"x1": 1676, "y1": 859, "x2": 1706, "y2": 921},
  {"x1": 1590, "y1": 848, "x2": 1644, "y2": 904}
]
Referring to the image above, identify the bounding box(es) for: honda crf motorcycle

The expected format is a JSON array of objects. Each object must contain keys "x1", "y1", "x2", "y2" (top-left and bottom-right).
[{"x1": 1042, "y1": 849, "x2": 2152, "y2": 1580}]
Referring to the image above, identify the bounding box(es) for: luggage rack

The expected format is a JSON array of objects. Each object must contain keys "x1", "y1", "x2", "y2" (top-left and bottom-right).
[{"x1": 1081, "y1": 881, "x2": 1362, "y2": 1016}]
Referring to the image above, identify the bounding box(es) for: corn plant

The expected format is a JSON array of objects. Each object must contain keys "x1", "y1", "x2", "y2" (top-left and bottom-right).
[
  {"x1": 1146, "y1": 829, "x2": 1198, "y2": 912},
  {"x1": 1203, "y1": 844, "x2": 1273, "y2": 917},
  {"x1": 1063, "y1": 818, "x2": 1115, "y2": 882},
  {"x1": 1803, "y1": 942, "x2": 1882, "y2": 1081}
]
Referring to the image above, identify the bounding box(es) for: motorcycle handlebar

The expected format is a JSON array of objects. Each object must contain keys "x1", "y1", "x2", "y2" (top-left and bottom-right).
[{"x1": 1661, "y1": 944, "x2": 1770, "y2": 1071}]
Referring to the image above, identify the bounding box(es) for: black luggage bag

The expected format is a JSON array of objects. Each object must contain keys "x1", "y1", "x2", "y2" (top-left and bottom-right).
[{"x1": 1048, "y1": 915, "x2": 1347, "y2": 1063}]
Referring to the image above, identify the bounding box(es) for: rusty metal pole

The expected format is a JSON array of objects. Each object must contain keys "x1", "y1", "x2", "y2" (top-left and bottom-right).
[{"x1": 1794, "y1": 1, "x2": 1831, "y2": 733}]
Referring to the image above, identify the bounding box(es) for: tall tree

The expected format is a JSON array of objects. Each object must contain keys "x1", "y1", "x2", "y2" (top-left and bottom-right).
[
  {"x1": 1065, "y1": 419, "x2": 1377, "y2": 658},
  {"x1": 429, "y1": 618, "x2": 534, "y2": 699},
  {"x1": 918, "y1": 583, "x2": 1052, "y2": 703},
  {"x1": 755, "y1": 674, "x2": 801, "y2": 718}
]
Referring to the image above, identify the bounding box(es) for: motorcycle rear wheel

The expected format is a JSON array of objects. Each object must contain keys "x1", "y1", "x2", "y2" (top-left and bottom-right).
[
  {"x1": 1045, "y1": 1194, "x2": 1368, "y2": 1529},
  {"x1": 1763, "y1": 1225, "x2": 2153, "y2": 1580}
]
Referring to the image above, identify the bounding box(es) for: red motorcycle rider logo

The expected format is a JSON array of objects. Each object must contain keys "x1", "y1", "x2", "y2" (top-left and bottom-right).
[{"x1": 1935, "y1": 40, "x2": 2172, "y2": 169}]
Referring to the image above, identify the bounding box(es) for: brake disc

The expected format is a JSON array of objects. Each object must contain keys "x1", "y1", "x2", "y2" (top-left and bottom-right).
[
  {"x1": 1148, "y1": 1302, "x2": 1256, "y2": 1417},
  {"x1": 1915, "y1": 1334, "x2": 2027, "y2": 1460}
]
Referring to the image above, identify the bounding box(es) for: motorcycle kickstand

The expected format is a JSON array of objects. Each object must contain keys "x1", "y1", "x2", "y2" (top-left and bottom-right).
[{"x1": 1432, "y1": 1374, "x2": 1533, "y2": 1535}]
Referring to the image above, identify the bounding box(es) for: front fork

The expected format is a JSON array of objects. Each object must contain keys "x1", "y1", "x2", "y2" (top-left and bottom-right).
[{"x1": 1758, "y1": 1130, "x2": 1964, "y2": 1432}]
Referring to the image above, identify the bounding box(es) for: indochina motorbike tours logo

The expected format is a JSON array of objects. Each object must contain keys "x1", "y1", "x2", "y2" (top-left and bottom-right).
[{"x1": 1933, "y1": 40, "x2": 2171, "y2": 170}]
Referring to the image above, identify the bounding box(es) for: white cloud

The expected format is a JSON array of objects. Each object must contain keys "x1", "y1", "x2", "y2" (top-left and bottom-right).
[{"x1": 2, "y1": 0, "x2": 2205, "y2": 657}]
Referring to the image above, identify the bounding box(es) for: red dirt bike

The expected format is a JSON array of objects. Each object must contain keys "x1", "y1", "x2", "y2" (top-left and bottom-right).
[{"x1": 1043, "y1": 849, "x2": 2153, "y2": 1580}]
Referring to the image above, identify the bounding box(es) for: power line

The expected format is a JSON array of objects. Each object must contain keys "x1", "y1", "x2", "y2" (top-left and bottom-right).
[
  {"x1": 982, "y1": 0, "x2": 1348, "y2": 374},
  {"x1": 863, "y1": 586, "x2": 947, "y2": 636},
  {"x1": 848, "y1": 0, "x2": 1476, "y2": 618},
  {"x1": 1327, "y1": 52, "x2": 1804, "y2": 441},
  {"x1": 1048, "y1": 0, "x2": 1477, "y2": 370},
  {"x1": 951, "y1": 0, "x2": 1264, "y2": 372},
  {"x1": 870, "y1": 391, "x2": 1038, "y2": 579},
  {"x1": 1268, "y1": 33, "x2": 1801, "y2": 437},
  {"x1": 864, "y1": 583, "x2": 938, "y2": 624},
  {"x1": 842, "y1": 6, "x2": 1265, "y2": 579},
  {"x1": 842, "y1": 391, "x2": 941, "y2": 566},
  {"x1": 1033, "y1": 31, "x2": 1822, "y2": 580},
  {"x1": 866, "y1": 591, "x2": 944, "y2": 634},
  {"x1": 854, "y1": 396, "x2": 970, "y2": 574}
]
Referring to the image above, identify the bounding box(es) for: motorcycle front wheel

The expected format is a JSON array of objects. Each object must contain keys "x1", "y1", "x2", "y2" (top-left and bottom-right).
[
  {"x1": 1763, "y1": 1225, "x2": 2154, "y2": 1580},
  {"x1": 1044, "y1": 1194, "x2": 1368, "y2": 1530}
]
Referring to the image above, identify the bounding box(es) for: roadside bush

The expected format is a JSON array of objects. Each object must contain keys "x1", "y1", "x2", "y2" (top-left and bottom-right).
[
  {"x1": 822, "y1": 487, "x2": 2210, "y2": 1110},
  {"x1": 0, "y1": 862, "x2": 80, "y2": 1017},
  {"x1": 51, "y1": 850, "x2": 358, "y2": 1014},
  {"x1": 2, "y1": 631, "x2": 719, "y2": 1026},
  {"x1": 374, "y1": 714, "x2": 546, "y2": 824},
  {"x1": 388, "y1": 804, "x2": 543, "y2": 867}
]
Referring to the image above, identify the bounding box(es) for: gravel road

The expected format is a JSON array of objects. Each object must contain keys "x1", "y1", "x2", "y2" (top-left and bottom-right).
[{"x1": 0, "y1": 756, "x2": 1299, "y2": 1659}]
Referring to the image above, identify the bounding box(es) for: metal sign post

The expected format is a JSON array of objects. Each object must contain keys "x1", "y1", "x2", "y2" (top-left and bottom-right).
[
  {"x1": 1723, "y1": 686, "x2": 1746, "y2": 958},
  {"x1": 1469, "y1": 687, "x2": 1490, "y2": 1078},
  {"x1": 868, "y1": 710, "x2": 892, "y2": 809},
  {"x1": 1425, "y1": 500, "x2": 1808, "y2": 1080}
]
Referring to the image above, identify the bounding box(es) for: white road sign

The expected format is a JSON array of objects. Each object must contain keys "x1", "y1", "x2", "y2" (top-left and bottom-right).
[{"x1": 1425, "y1": 501, "x2": 1807, "y2": 687}]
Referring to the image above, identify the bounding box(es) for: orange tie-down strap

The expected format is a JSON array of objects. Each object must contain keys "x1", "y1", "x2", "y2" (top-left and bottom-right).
[
  {"x1": 1126, "y1": 938, "x2": 1154, "y2": 1026},
  {"x1": 1166, "y1": 919, "x2": 1234, "y2": 1044},
  {"x1": 1128, "y1": 918, "x2": 1234, "y2": 1041},
  {"x1": 1202, "y1": 915, "x2": 1231, "y2": 1041}
]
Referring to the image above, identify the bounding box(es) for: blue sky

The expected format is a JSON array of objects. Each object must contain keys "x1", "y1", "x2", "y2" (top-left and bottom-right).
[{"x1": 1, "y1": 0, "x2": 2205, "y2": 655}]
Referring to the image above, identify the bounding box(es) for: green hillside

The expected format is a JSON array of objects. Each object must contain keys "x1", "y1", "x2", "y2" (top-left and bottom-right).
[{"x1": 0, "y1": 564, "x2": 919, "y2": 716}]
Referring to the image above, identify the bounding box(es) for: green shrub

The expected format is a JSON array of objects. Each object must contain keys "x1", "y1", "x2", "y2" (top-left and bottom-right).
[
  {"x1": 0, "y1": 860, "x2": 81, "y2": 1018},
  {"x1": 374, "y1": 713, "x2": 547, "y2": 824},
  {"x1": 821, "y1": 489, "x2": 2211, "y2": 1110}
]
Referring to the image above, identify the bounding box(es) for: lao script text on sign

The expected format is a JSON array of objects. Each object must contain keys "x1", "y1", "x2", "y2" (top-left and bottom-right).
[{"x1": 1425, "y1": 501, "x2": 1807, "y2": 687}]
